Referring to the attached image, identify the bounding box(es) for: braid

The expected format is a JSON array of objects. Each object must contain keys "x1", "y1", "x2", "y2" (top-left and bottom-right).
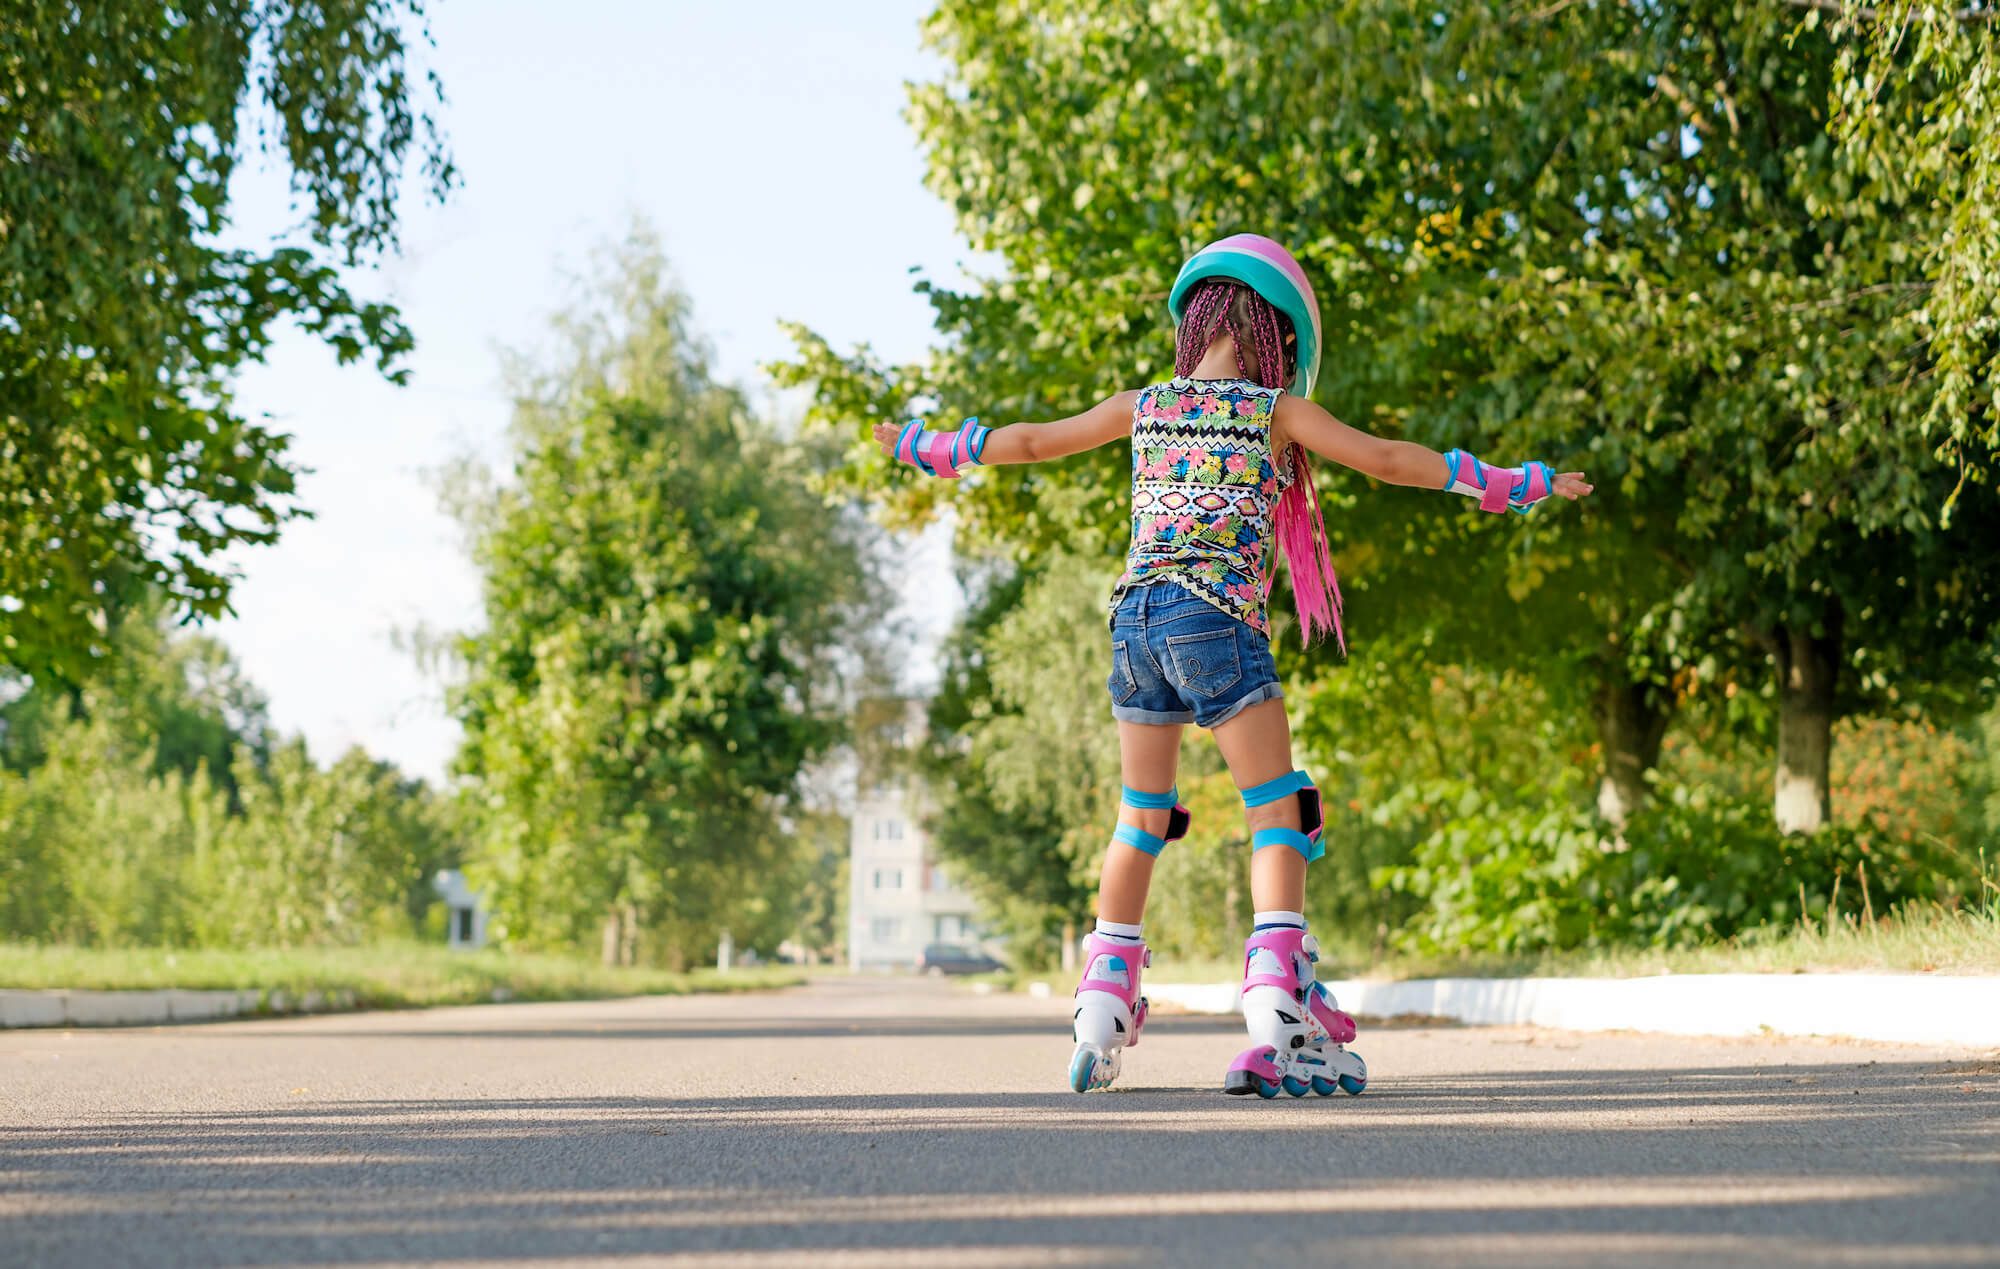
[
  {"x1": 1252, "y1": 302, "x2": 1277, "y2": 390},
  {"x1": 1177, "y1": 277, "x2": 1301, "y2": 390},
  {"x1": 1174, "y1": 279, "x2": 1236, "y2": 377}
]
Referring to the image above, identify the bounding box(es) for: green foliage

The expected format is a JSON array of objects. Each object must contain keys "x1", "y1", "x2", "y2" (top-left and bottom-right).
[
  {"x1": 0, "y1": 711, "x2": 452, "y2": 949},
  {"x1": 771, "y1": 809, "x2": 850, "y2": 962},
  {"x1": 920, "y1": 557, "x2": 1104, "y2": 965},
  {"x1": 1821, "y1": 1, "x2": 2000, "y2": 486},
  {"x1": 774, "y1": 2, "x2": 2000, "y2": 962},
  {"x1": 1380, "y1": 771, "x2": 1980, "y2": 958},
  {"x1": 784, "y1": 0, "x2": 2000, "y2": 832},
  {"x1": 449, "y1": 228, "x2": 881, "y2": 966},
  {"x1": 0, "y1": 0, "x2": 455, "y2": 681},
  {"x1": 2, "y1": 599, "x2": 272, "y2": 796}
]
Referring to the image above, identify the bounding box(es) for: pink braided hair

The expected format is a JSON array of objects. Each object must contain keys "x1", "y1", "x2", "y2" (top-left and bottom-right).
[{"x1": 1173, "y1": 279, "x2": 1346, "y2": 651}]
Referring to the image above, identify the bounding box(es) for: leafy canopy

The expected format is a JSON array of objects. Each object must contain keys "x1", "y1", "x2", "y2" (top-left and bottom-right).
[{"x1": 0, "y1": 1, "x2": 455, "y2": 681}]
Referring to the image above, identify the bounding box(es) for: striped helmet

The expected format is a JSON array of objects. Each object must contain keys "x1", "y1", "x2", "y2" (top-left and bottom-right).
[{"x1": 1167, "y1": 234, "x2": 1322, "y2": 399}]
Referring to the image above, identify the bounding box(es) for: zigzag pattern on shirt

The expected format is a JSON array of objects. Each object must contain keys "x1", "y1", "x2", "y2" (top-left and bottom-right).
[{"x1": 1134, "y1": 421, "x2": 1268, "y2": 444}]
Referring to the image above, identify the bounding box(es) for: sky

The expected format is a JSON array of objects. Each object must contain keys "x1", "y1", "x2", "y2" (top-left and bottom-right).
[{"x1": 217, "y1": 1, "x2": 967, "y2": 781}]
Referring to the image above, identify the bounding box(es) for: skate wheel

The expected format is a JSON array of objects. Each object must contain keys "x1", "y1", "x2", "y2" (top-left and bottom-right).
[
  {"x1": 1337, "y1": 1073, "x2": 1366, "y2": 1096},
  {"x1": 1281, "y1": 1075, "x2": 1310, "y2": 1098},
  {"x1": 1310, "y1": 1075, "x2": 1339, "y2": 1097},
  {"x1": 1254, "y1": 1076, "x2": 1281, "y2": 1100},
  {"x1": 1068, "y1": 1046, "x2": 1103, "y2": 1094}
]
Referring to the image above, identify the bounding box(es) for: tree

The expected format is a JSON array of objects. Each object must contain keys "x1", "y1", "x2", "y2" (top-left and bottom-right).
[
  {"x1": 781, "y1": 0, "x2": 2000, "y2": 837},
  {"x1": 1432, "y1": 3, "x2": 2000, "y2": 831},
  {"x1": 775, "y1": 2, "x2": 1695, "y2": 826},
  {"x1": 449, "y1": 228, "x2": 882, "y2": 967},
  {"x1": 0, "y1": 1, "x2": 455, "y2": 682},
  {"x1": 1820, "y1": 0, "x2": 2000, "y2": 490}
]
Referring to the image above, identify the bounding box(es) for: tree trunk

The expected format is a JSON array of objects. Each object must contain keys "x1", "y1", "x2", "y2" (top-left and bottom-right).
[
  {"x1": 1773, "y1": 618, "x2": 1842, "y2": 835},
  {"x1": 1592, "y1": 677, "x2": 1671, "y2": 826},
  {"x1": 619, "y1": 902, "x2": 639, "y2": 967},
  {"x1": 601, "y1": 908, "x2": 623, "y2": 967}
]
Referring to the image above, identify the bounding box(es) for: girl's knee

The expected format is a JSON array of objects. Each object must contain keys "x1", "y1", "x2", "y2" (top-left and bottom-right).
[{"x1": 1243, "y1": 800, "x2": 1301, "y2": 835}]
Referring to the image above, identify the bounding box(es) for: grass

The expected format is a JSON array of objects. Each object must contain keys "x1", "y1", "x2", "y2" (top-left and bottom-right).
[
  {"x1": 0, "y1": 941, "x2": 803, "y2": 1011},
  {"x1": 997, "y1": 892, "x2": 2000, "y2": 987}
]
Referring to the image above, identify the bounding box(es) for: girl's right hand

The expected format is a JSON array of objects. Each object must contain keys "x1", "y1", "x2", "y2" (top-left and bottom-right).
[
  {"x1": 871, "y1": 421, "x2": 904, "y2": 461},
  {"x1": 1550, "y1": 471, "x2": 1594, "y2": 501}
]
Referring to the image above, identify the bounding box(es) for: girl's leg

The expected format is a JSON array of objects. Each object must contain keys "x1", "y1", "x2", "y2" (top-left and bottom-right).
[
  {"x1": 1070, "y1": 719, "x2": 1182, "y2": 1093},
  {"x1": 1096, "y1": 720, "x2": 1185, "y2": 924},
  {"x1": 1210, "y1": 697, "x2": 1367, "y2": 1097},
  {"x1": 1210, "y1": 697, "x2": 1305, "y2": 913}
]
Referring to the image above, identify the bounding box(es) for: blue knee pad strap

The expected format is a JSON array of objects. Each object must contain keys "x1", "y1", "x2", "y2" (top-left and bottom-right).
[
  {"x1": 1115, "y1": 785, "x2": 1190, "y2": 857},
  {"x1": 1114, "y1": 822, "x2": 1169, "y2": 857},
  {"x1": 1240, "y1": 770, "x2": 1312, "y2": 807},
  {"x1": 1252, "y1": 826, "x2": 1325, "y2": 863},
  {"x1": 1121, "y1": 785, "x2": 1179, "y2": 810},
  {"x1": 1241, "y1": 770, "x2": 1326, "y2": 862}
]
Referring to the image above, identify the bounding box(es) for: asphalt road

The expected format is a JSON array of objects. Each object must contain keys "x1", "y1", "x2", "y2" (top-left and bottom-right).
[{"x1": 3, "y1": 975, "x2": 1998, "y2": 1267}]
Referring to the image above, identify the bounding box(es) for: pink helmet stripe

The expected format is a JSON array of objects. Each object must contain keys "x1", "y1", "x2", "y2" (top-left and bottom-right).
[{"x1": 1213, "y1": 234, "x2": 1321, "y2": 345}]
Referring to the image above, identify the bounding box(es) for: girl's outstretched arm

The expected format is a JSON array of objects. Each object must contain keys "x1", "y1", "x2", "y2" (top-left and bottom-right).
[
  {"x1": 1273, "y1": 395, "x2": 1592, "y2": 508},
  {"x1": 875, "y1": 391, "x2": 1140, "y2": 473}
]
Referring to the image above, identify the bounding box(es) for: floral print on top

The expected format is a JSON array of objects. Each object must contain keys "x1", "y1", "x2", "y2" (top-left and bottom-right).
[{"x1": 1108, "y1": 376, "x2": 1293, "y2": 636}]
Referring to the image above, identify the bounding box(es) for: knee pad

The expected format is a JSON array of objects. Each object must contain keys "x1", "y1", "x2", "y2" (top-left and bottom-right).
[
  {"x1": 1112, "y1": 785, "x2": 1191, "y2": 857},
  {"x1": 1241, "y1": 770, "x2": 1325, "y2": 863}
]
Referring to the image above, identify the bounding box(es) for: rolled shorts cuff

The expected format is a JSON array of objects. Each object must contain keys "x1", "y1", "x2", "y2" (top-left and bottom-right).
[
  {"x1": 1196, "y1": 681, "x2": 1284, "y2": 729},
  {"x1": 1110, "y1": 702, "x2": 1197, "y2": 726}
]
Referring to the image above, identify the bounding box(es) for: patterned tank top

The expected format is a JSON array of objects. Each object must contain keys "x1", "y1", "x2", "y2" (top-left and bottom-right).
[{"x1": 1108, "y1": 376, "x2": 1293, "y2": 635}]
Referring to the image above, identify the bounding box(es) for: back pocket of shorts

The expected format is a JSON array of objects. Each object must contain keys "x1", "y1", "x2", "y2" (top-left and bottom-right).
[
  {"x1": 1165, "y1": 628, "x2": 1242, "y2": 700},
  {"x1": 1109, "y1": 639, "x2": 1139, "y2": 705}
]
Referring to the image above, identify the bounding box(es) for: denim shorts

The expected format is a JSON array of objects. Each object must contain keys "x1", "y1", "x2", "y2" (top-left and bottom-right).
[{"x1": 1107, "y1": 581, "x2": 1283, "y2": 728}]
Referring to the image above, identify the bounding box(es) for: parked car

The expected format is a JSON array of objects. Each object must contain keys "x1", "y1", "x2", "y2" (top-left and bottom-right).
[{"x1": 919, "y1": 943, "x2": 1005, "y2": 976}]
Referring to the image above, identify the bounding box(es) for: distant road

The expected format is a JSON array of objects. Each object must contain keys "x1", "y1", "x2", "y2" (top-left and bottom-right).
[{"x1": 3, "y1": 976, "x2": 1997, "y2": 1266}]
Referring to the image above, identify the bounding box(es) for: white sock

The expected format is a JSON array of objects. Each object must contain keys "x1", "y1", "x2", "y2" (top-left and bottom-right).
[
  {"x1": 1253, "y1": 910, "x2": 1306, "y2": 930},
  {"x1": 1094, "y1": 919, "x2": 1144, "y2": 943}
]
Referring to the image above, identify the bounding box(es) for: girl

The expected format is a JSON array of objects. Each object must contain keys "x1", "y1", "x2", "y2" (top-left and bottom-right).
[{"x1": 875, "y1": 234, "x2": 1591, "y2": 1097}]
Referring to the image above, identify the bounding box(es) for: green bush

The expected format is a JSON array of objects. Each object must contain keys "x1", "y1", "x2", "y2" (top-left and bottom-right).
[
  {"x1": 0, "y1": 713, "x2": 452, "y2": 948},
  {"x1": 1378, "y1": 774, "x2": 1978, "y2": 956}
]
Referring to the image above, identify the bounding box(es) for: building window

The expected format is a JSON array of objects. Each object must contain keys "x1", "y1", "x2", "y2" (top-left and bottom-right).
[
  {"x1": 871, "y1": 917, "x2": 902, "y2": 943},
  {"x1": 872, "y1": 868, "x2": 903, "y2": 891},
  {"x1": 873, "y1": 819, "x2": 904, "y2": 841},
  {"x1": 933, "y1": 914, "x2": 963, "y2": 943},
  {"x1": 929, "y1": 864, "x2": 951, "y2": 892}
]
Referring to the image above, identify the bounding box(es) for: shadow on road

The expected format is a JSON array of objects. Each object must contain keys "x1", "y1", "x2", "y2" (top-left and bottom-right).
[{"x1": 7, "y1": 1054, "x2": 1997, "y2": 1266}]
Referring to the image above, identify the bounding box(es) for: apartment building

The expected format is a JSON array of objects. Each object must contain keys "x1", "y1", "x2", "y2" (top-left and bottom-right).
[{"x1": 847, "y1": 775, "x2": 980, "y2": 970}]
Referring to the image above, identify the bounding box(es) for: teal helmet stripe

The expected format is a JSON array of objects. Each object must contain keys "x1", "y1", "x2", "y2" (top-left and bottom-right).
[{"x1": 1168, "y1": 236, "x2": 1323, "y2": 399}]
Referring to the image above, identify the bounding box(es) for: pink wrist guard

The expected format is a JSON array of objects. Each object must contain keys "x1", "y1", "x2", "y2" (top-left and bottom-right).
[
  {"x1": 1442, "y1": 449, "x2": 1554, "y2": 514},
  {"x1": 893, "y1": 417, "x2": 991, "y2": 480}
]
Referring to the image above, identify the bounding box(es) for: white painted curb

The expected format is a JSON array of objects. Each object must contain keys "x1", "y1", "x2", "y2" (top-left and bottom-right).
[
  {"x1": 0, "y1": 988, "x2": 265, "y2": 1029},
  {"x1": 1147, "y1": 973, "x2": 2000, "y2": 1049}
]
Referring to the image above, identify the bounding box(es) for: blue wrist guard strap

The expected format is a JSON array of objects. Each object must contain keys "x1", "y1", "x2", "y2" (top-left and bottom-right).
[
  {"x1": 1112, "y1": 784, "x2": 1192, "y2": 858},
  {"x1": 1241, "y1": 770, "x2": 1326, "y2": 863},
  {"x1": 894, "y1": 417, "x2": 992, "y2": 480},
  {"x1": 1442, "y1": 449, "x2": 1555, "y2": 514}
]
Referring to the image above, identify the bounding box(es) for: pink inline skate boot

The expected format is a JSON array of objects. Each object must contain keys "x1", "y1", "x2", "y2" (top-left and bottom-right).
[
  {"x1": 1069, "y1": 932, "x2": 1151, "y2": 1093},
  {"x1": 1223, "y1": 925, "x2": 1367, "y2": 1098}
]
